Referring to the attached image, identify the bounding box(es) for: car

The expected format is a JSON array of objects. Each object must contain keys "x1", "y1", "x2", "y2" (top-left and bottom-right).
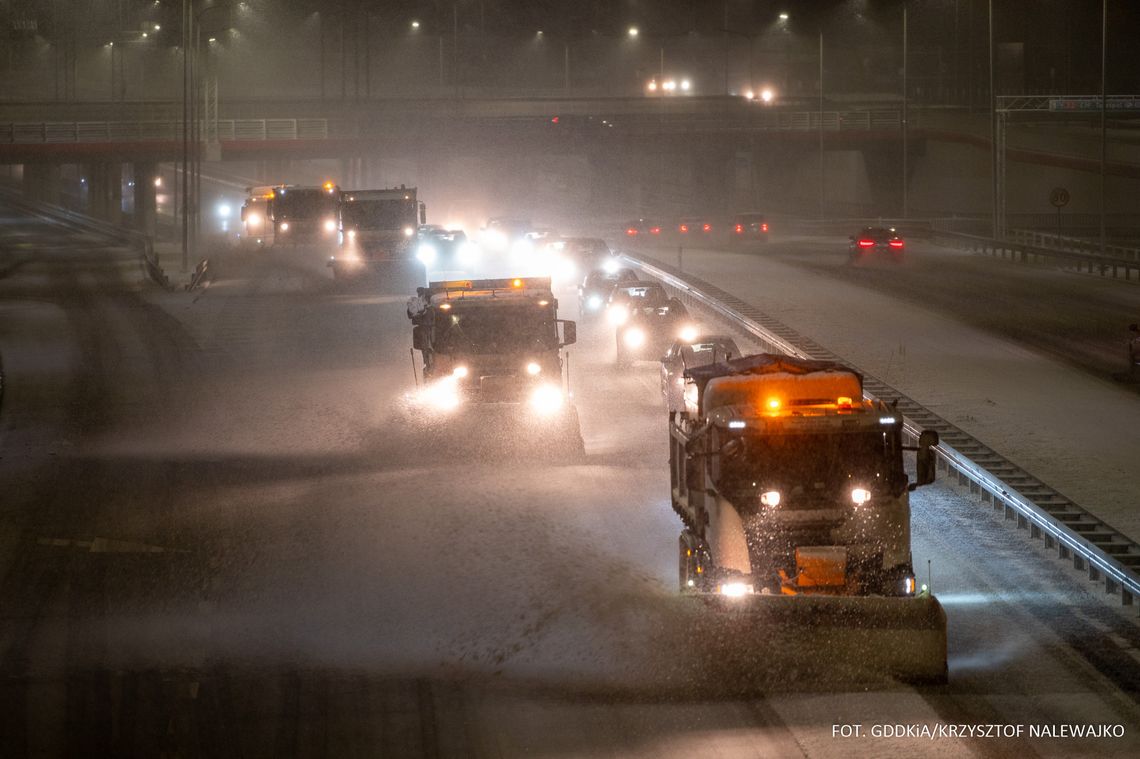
[
  {"x1": 578, "y1": 264, "x2": 639, "y2": 318},
  {"x1": 849, "y1": 226, "x2": 905, "y2": 262},
  {"x1": 660, "y1": 334, "x2": 742, "y2": 412},
  {"x1": 676, "y1": 216, "x2": 715, "y2": 241},
  {"x1": 415, "y1": 229, "x2": 478, "y2": 271},
  {"x1": 729, "y1": 212, "x2": 770, "y2": 244},
  {"x1": 481, "y1": 217, "x2": 533, "y2": 251},
  {"x1": 606, "y1": 281, "x2": 694, "y2": 367},
  {"x1": 622, "y1": 219, "x2": 663, "y2": 243}
]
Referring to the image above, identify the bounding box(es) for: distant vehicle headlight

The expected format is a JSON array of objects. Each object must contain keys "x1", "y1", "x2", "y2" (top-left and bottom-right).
[
  {"x1": 679, "y1": 325, "x2": 698, "y2": 342},
  {"x1": 279, "y1": 222, "x2": 289, "y2": 232},
  {"x1": 623, "y1": 327, "x2": 646, "y2": 349},
  {"x1": 587, "y1": 295, "x2": 603, "y2": 310},
  {"x1": 607, "y1": 305, "x2": 629, "y2": 326},
  {"x1": 602, "y1": 258, "x2": 620, "y2": 274},
  {"x1": 216, "y1": 203, "x2": 231, "y2": 219},
  {"x1": 529, "y1": 384, "x2": 564, "y2": 415},
  {"x1": 416, "y1": 244, "x2": 437, "y2": 264},
  {"x1": 404, "y1": 226, "x2": 415, "y2": 237},
  {"x1": 324, "y1": 218, "x2": 337, "y2": 233},
  {"x1": 346, "y1": 229, "x2": 356, "y2": 241},
  {"x1": 526, "y1": 361, "x2": 542, "y2": 376},
  {"x1": 246, "y1": 212, "x2": 260, "y2": 226}
]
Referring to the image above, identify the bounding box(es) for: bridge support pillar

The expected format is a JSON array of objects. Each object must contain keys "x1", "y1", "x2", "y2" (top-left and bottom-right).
[
  {"x1": 22, "y1": 163, "x2": 62, "y2": 205},
  {"x1": 132, "y1": 162, "x2": 158, "y2": 236},
  {"x1": 83, "y1": 162, "x2": 123, "y2": 224}
]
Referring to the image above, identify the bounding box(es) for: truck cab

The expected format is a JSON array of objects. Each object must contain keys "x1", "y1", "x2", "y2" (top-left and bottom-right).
[
  {"x1": 330, "y1": 186, "x2": 426, "y2": 277},
  {"x1": 406, "y1": 277, "x2": 582, "y2": 452}
]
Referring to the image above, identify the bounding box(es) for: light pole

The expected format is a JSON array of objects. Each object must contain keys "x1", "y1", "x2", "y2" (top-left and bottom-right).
[
  {"x1": 902, "y1": 1, "x2": 908, "y2": 219},
  {"x1": 819, "y1": 28, "x2": 825, "y2": 220},
  {"x1": 989, "y1": 0, "x2": 998, "y2": 239},
  {"x1": 1100, "y1": 0, "x2": 1107, "y2": 256}
]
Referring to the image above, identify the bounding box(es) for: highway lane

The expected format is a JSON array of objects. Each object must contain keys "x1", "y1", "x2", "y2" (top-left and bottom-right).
[
  {"x1": 624, "y1": 234, "x2": 1140, "y2": 545},
  {"x1": 0, "y1": 209, "x2": 1138, "y2": 756}
]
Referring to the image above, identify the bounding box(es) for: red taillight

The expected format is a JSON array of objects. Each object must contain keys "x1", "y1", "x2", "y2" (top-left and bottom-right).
[
  {"x1": 889, "y1": 239, "x2": 904, "y2": 248},
  {"x1": 650, "y1": 226, "x2": 661, "y2": 235},
  {"x1": 679, "y1": 224, "x2": 689, "y2": 233},
  {"x1": 761, "y1": 223, "x2": 769, "y2": 232},
  {"x1": 626, "y1": 227, "x2": 638, "y2": 236},
  {"x1": 858, "y1": 239, "x2": 875, "y2": 248},
  {"x1": 702, "y1": 223, "x2": 711, "y2": 232},
  {"x1": 734, "y1": 224, "x2": 743, "y2": 234}
]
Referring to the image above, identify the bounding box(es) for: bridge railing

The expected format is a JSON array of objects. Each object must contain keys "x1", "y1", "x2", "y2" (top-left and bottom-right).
[{"x1": 1, "y1": 119, "x2": 330, "y2": 144}]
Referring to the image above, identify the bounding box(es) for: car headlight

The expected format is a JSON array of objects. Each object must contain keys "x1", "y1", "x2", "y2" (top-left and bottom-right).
[
  {"x1": 525, "y1": 361, "x2": 541, "y2": 376},
  {"x1": 760, "y1": 490, "x2": 781, "y2": 507},
  {"x1": 679, "y1": 325, "x2": 698, "y2": 342},
  {"x1": 416, "y1": 244, "x2": 437, "y2": 264},
  {"x1": 529, "y1": 384, "x2": 564, "y2": 415},
  {"x1": 452, "y1": 366, "x2": 469, "y2": 378},
  {"x1": 324, "y1": 218, "x2": 337, "y2": 233},
  {"x1": 602, "y1": 258, "x2": 620, "y2": 274},
  {"x1": 623, "y1": 327, "x2": 646, "y2": 349},
  {"x1": 279, "y1": 222, "x2": 289, "y2": 232},
  {"x1": 246, "y1": 213, "x2": 260, "y2": 226},
  {"x1": 607, "y1": 305, "x2": 629, "y2": 326},
  {"x1": 587, "y1": 295, "x2": 602, "y2": 310},
  {"x1": 404, "y1": 226, "x2": 415, "y2": 237},
  {"x1": 346, "y1": 229, "x2": 356, "y2": 241},
  {"x1": 851, "y1": 488, "x2": 872, "y2": 506}
]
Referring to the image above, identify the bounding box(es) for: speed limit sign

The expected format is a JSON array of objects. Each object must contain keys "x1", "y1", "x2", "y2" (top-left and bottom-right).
[{"x1": 1049, "y1": 187, "x2": 1070, "y2": 208}]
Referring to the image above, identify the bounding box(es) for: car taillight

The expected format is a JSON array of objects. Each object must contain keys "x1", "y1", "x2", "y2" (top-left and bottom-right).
[
  {"x1": 761, "y1": 223, "x2": 769, "y2": 232},
  {"x1": 889, "y1": 239, "x2": 904, "y2": 248},
  {"x1": 650, "y1": 226, "x2": 661, "y2": 235},
  {"x1": 734, "y1": 224, "x2": 743, "y2": 234},
  {"x1": 679, "y1": 224, "x2": 689, "y2": 233},
  {"x1": 626, "y1": 227, "x2": 638, "y2": 236},
  {"x1": 702, "y1": 223, "x2": 711, "y2": 232},
  {"x1": 858, "y1": 239, "x2": 875, "y2": 248}
]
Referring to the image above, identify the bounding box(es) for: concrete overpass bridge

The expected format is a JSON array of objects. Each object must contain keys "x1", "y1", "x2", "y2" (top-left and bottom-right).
[{"x1": 2, "y1": 95, "x2": 1138, "y2": 234}]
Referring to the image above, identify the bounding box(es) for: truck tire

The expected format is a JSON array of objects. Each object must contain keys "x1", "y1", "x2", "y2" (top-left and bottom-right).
[{"x1": 678, "y1": 530, "x2": 711, "y2": 593}]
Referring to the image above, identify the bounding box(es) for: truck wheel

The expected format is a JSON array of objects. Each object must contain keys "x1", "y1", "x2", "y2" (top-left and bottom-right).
[{"x1": 678, "y1": 530, "x2": 710, "y2": 593}]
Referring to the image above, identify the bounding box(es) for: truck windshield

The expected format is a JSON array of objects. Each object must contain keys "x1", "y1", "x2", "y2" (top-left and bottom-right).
[
  {"x1": 717, "y1": 429, "x2": 903, "y2": 500},
  {"x1": 433, "y1": 304, "x2": 558, "y2": 354},
  {"x1": 272, "y1": 190, "x2": 337, "y2": 221},
  {"x1": 342, "y1": 200, "x2": 415, "y2": 230}
]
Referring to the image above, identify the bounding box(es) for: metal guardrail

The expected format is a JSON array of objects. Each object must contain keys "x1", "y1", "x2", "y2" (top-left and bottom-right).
[
  {"x1": 622, "y1": 251, "x2": 1140, "y2": 610},
  {"x1": 1008, "y1": 228, "x2": 1140, "y2": 262},
  {"x1": 0, "y1": 186, "x2": 170, "y2": 291},
  {"x1": 933, "y1": 227, "x2": 1140, "y2": 281}
]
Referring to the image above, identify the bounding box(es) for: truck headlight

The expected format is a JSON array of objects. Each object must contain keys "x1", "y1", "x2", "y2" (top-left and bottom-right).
[
  {"x1": 587, "y1": 295, "x2": 602, "y2": 310},
  {"x1": 623, "y1": 327, "x2": 646, "y2": 349},
  {"x1": 529, "y1": 384, "x2": 564, "y2": 415},
  {"x1": 279, "y1": 222, "x2": 289, "y2": 232},
  {"x1": 423, "y1": 378, "x2": 461, "y2": 411},
  {"x1": 679, "y1": 325, "x2": 698, "y2": 342},
  {"x1": 851, "y1": 488, "x2": 872, "y2": 506},
  {"x1": 602, "y1": 258, "x2": 620, "y2": 274},
  {"x1": 607, "y1": 305, "x2": 629, "y2": 326},
  {"x1": 404, "y1": 226, "x2": 415, "y2": 237},
  {"x1": 525, "y1": 362, "x2": 541, "y2": 376},
  {"x1": 324, "y1": 218, "x2": 337, "y2": 233},
  {"x1": 760, "y1": 490, "x2": 781, "y2": 507},
  {"x1": 719, "y1": 582, "x2": 754, "y2": 598},
  {"x1": 416, "y1": 244, "x2": 437, "y2": 264}
]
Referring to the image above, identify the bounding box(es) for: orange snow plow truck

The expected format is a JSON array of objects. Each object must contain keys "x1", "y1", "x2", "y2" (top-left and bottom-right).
[{"x1": 669, "y1": 353, "x2": 948, "y2": 684}]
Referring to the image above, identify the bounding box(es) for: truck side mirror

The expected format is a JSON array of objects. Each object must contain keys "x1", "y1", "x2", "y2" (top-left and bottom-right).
[
  {"x1": 561, "y1": 320, "x2": 577, "y2": 346},
  {"x1": 913, "y1": 429, "x2": 939, "y2": 488},
  {"x1": 412, "y1": 325, "x2": 427, "y2": 351},
  {"x1": 240, "y1": 206, "x2": 247, "y2": 222}
]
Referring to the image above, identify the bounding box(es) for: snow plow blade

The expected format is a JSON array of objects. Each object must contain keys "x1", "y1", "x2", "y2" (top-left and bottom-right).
[{"x1": 686, "y1": 593, "x2": 948, "y2": 688}]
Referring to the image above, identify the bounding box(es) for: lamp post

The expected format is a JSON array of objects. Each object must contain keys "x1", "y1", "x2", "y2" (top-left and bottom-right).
[{"x1": 902, "y1": 0, "x2": 909, "y2": 219}]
